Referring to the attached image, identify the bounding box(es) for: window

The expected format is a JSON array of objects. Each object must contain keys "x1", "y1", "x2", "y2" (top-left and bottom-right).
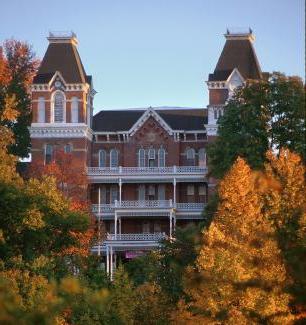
[
  {"x1": 218, "y1": 109, "x2": 222, "y2": 118},
  {"x1": 38, "y1": 97, "x2": 45, "y2": 123},
  {"x1": 198, "y1": 148, "x2": 206, "y2": 167},
  {"x1": 110, "y1": 185, "x2": 118, "y2": 204},
  {"x1": 158, "y1": 185, "x2": 165, "y2": 200},
  {"x1": 199, "y1": 185, "x2": 206, "y2": 196},
  {"x1": 187, "y1": 185, "x2": 194, "y2": 196},
  {"x1": 148, "y1": 185, "x2": 155, "y2": 198},
  {"x1": 214, "y1": 110, "x2": 218, "y2": 120},
  {"x1": 71, "y1": 97, "x2": 79, "y2": 123},
  {"x1": 158, "y1": 148, "x2": 165, "y2": 167},
  {"x1": 110, "y1": 149, "x2": 119, "y2": 167},
  {"x1": 138, "y1": 185, "x2": 145, "y2": 201},
  {"x1": 45, "y1": 144, "x2": 53, "y2": 164},
  {"x1": 148, "y1": 148, "x2": 155, "y2": 167},
  {"x1": 138, "y1": 148, "x2": 146, "y2": 167},
  {"x1": 64, "y1": 144, "x2": 72, "y2": 153},
  {"x1": 99, "y1": 150, "x2": 106, "y2": 167},
  {"x1": 53, "y1": 91, "x2": 65, "y2": 123},
  {"x1": 154, "y1": 222, "x2": 161, "y2": 233},
  {"x1": 186, "y1": 148, "x2": 195, "y2": 165},
  {"x1": 142, "y1": 221, "x2": 150, "y2": 234},
  {"x1": 99, "y1": 186, "x2": 107, "y2": 204}
]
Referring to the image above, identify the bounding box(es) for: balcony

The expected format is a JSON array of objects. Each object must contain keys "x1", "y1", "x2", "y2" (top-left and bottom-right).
[
  {"x1": 92, "y1": 200, "x2": 205, "y2": 219},
  {"x1": 87, "y1": 166, "x2": 207, "y2": 183},
  {"x1": 106, "y1": 232, "x2": 166, "y2": 241}
]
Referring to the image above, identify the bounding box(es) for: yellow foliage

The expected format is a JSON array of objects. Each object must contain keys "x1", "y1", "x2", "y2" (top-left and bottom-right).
[{"x1": 173, "y1": 157, "x2": 295, "y2": 324}]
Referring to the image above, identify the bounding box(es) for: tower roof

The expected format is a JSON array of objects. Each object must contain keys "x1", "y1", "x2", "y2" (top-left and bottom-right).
[
  {"x1": 33, "y1": 32, "x2": 91, "y2": 84},
  {"x1": 208, "y1": 30, "x2": 262, "y2": 81}
]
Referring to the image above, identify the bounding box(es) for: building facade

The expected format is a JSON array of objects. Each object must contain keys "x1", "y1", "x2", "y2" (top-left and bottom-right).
[{"x1": 30, "y1": 30, "x2": 262, "y2": 277}]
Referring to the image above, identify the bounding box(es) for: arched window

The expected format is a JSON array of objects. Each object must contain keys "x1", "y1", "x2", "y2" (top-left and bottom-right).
[
  {"x1": 148, "y1": 148, "x2": 155, "y2": 167},
  {"x1": 110, "y1": 149, "x2": 119, "y2": 167},
  {"x1": 198, "y1": 148, "x2": 206, "y2": 167},
  {"x1": 71, "y1": 97, "x2": 79, "y2": 123},
  {"x1": 53, "y1": 91, "x2": 65, "y2": 123},
  {"x1": 99, "y1": 150, "x2": 106, "y2": 167},
  {"x1": 138, "y1": 148, "x2": 146, "y2": 167},
  {"x1": 158, "y1": 148, "x2": 165, "y2": 167},
  {"x1": 38, "y1": 97, "x2": 45, "y2": 123},
  {"x1": 214, "y1": 109, "x2": 218, "y2": 120},
  {"x1": 186, "y1": 148, "x2": 195, "y2": 165}
]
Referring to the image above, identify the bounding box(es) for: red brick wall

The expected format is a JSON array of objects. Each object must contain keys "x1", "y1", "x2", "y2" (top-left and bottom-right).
[{"x1": 209, "y1": 89, "x2": 228, "y2": 105}]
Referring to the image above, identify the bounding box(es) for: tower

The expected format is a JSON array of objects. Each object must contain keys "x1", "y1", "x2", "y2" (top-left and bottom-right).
[
  {"x1": 205, "y1": 29, "x2": 262, "y2": 138},
  {"x1": 30, "y1": 32, "x2": 95, "y2": 169}
]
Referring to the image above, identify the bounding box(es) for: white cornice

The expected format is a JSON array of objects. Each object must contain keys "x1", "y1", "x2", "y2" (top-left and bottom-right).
[{"x1": 29, "y1": 123, "x2": 93, "y2": 140}]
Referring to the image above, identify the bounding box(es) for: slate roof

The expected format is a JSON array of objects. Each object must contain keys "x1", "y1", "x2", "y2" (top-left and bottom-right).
[
  {"x1": 33, "y1": 42, "x2": 91, "y2": 84},
  {"x1": 209, "y1": 38, "x2": 262, "y2": 81},
  {"x1": 92, "y1": 108, "x2": 207, "y2": 132}
]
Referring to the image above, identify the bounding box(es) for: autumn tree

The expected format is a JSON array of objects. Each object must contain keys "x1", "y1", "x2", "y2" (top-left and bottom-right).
[
  {"x1": 207, "y1": 72, "x2": 305, "y2": 179},
  {"x1": 0, "y1": 40, "x2": 38, "y2": 158},
  {"x1": 263, "y1": 150, "x2": 306, "y2": 321},
  {"x1": 174, "y1": 158, "x2": 294, "y2": 324}
]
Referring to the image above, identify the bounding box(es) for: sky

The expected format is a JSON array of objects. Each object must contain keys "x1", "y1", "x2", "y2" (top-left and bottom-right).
[{"x1": 0, "y1": 0, "x2": 304, "y2": 112}]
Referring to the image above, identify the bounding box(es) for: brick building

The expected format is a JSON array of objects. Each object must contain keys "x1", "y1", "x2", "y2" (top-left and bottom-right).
[{"x1": 30, "y1": 30, "x2": 262, "y2": 277}]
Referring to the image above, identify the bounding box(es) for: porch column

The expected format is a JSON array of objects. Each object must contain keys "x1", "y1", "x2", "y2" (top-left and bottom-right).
[
  {"x1": 173, "y1": 210, "x2": 176, "y2": 232},
  {"x1": 169, "y1": 211, "x2": 173, "y2": 238},
  {"x1": 119, "y1": 217, "x2": 122, "y2": 236},
  {"x1": 106, "y1": 245, "x2": 109, "y2": 275},
  {"x1": 173, "y1": 178, "x2": 177, "y2": 206},
  {"x1": 119, "y1": 179, "x2": 122, "y2": 204},
  {"x1": 110, "y1": 246, "x2": 113, "y2": 281},
  {"x1": 98, "y1": 186, "x2": 101, "y2": 256},
  {"x1": 114, "y1": 212, "x2": 117, "y2": 239}
]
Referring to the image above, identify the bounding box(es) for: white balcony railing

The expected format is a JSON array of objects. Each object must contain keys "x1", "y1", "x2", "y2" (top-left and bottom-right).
[
  {"x1": 116, "y1": 200, "x2": 172, "y2": 208},
  {"x1": 87, "y1": 166, "x2": 207, "y2": 176},
  {"x1": 92, "y1": 201, "x2": 205, "y2": 214},
  {"x1": 106, "y1": 232, "x2": 166, "y2": 241}
]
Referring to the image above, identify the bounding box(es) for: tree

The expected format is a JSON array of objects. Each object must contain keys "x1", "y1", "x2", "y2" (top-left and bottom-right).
[
  {"x1": 263, "y1": 150, "x2": 306, "y2": 321},
  {"x1": 0, "y1": 40, "x2": 38, "y2": 158},
  {"x1": 173, "y1": 158, "x2": 294, "y2": 323},
  {"x1": 207, "y1": 72, "x2": 305, "y2": 179}
]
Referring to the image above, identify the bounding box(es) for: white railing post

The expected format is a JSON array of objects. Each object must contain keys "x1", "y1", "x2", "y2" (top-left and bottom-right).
[
  {"x1": 114, "y1": 212, "x2": 117, "y2": 240},
  {"x1": 119, "y1": 179, "x2": 122, "y2": 204}
]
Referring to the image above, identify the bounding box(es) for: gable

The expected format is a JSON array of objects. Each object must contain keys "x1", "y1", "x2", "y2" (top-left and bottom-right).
[{"x1": 131, "y1": 116, "x2": 172, "y2": 144}]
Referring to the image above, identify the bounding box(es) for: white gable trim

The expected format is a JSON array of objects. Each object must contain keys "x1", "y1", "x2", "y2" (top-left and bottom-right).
[
  {"x1": 226, "y1": 68, "x2": 245, "y2": 84},
  {"x1": 48, "y1": 71, "x2": 67, "y2": 87},
  {"x1": 128, "y1": 107, "x2": 173, "y2": 137}
]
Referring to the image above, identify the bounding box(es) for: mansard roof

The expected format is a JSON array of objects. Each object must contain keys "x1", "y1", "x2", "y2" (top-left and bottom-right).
[
  {"x1": 33, "y1": 40, "x2": 91, "y2": 84},
  {"x1": 92, "y1": 108, "x2": 207, "y2": 132},
  {"x1": 208, "y1": 32, "x2": 262, "y2": 81}
]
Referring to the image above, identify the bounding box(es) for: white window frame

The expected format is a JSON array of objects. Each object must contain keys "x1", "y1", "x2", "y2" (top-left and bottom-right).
[
  {"x1": 51, "y1": 91, "x2": 66, "y2": 123},
  {"x1": 138, "y1": 148, "x2": 146, "y2": 167},
  {"x1": 110, "y1": 149, "x2": 119, "y2": 167},
  {"x1": 99, "y1": 150, "x2": 107, "y2": 167},
  {"x1": 198, "y1": 148, "x2": 207, "y2": 167},
  {"x1": 71, "y1": 96, "x2": 79, "y2": 123},
  {"x1": 38, "y1": 97, "x2": 45, "y2": 123},
  {"x1": 158, "y1": 148, "x2": 166, "y2": 167}
]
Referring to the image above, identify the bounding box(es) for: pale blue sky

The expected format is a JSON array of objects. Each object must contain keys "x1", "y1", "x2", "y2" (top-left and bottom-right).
[{"x1": 0, "y1": 0, "x2": 304, "y2": 112}]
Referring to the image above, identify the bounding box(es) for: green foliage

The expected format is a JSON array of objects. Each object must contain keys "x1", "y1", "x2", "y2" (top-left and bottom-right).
[{"x1": 208, "y1": 72, "x2": 305, "y2": 179}]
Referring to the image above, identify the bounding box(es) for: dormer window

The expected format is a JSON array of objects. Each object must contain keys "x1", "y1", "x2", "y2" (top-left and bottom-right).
[{"x1": 53, "y1": 91, "x2": 65, "y2": 123}]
